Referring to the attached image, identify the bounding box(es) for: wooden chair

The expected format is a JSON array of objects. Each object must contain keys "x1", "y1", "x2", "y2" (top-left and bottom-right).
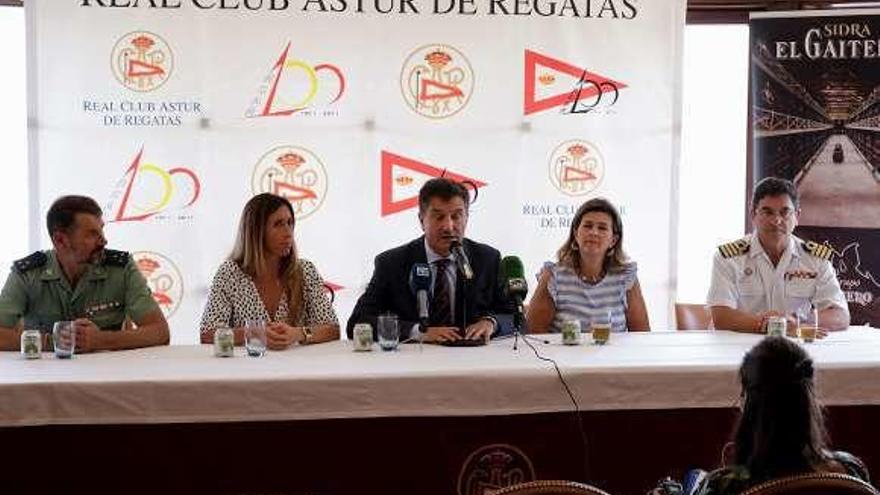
[
  {"x1": 488, "y1": 480, "x2": 611, "y2": 495},
  {"x1": 675, "y1": 303, "x2": 713, "y2": 330},
  {"x1": 739, "y1": 473, "x2": 878, "y2": 495}
]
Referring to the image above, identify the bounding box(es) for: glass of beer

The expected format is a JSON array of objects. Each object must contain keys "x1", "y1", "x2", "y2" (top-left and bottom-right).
[
  {"x1": 591, "y1": 311, "x2": 612, "y2": 345},
  {"x1": 798, "y1": 307, "x2": 819, "y2": 344}
]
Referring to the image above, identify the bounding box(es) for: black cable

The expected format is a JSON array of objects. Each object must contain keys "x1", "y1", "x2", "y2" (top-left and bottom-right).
[{"x1": 518, "y1": 332, "x2": 591, "y2": 483}]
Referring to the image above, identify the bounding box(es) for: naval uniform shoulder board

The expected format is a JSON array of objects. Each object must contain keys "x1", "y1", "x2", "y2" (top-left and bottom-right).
[
  {"x1": 803, "y1": 240, "x2": 833, "y2": 261},
  {"x1": 717, "y1": 238, "x2": 750, "y2": 259},
  {"x1": 102, "y1": 249, "x2": 131, "y2": 267},
  {"x1": 12, "y1": 251, "x2": 48, "y2": 273}
]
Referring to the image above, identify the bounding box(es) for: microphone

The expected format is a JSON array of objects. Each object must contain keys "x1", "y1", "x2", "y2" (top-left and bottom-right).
[
  {"x1": 408, "y1": 263, "x2": 433, "y2": 330},
  {"x1": 500, "y1": 256, "x2": 529, "y2": 330},
  {"x1": 450, "y1": 239, "x2": 474, "y2": 281}
]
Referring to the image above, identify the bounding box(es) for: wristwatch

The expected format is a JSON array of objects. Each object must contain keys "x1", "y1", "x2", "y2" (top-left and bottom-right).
[{"x1": 301, "y1": 326, "x2": 314, "y2": 344}]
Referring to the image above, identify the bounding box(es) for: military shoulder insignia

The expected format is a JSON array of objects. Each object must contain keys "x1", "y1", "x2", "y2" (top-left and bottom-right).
[
  {"x1": 12, "y1": 251, "x2": 48, "y2": 273},
  {"x1": 718, "y1": 238, "x2": 750, "y2": 259},
  {"x1": 102, "y1": 249, "x2": 131, "y2": 267},
  {"x1": 803, "y1": 240, "x2": 833, "y2": 261}
]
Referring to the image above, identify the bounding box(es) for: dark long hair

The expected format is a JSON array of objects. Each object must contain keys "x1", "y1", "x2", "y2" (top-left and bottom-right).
[{"x1": 732, "y1": 337, "x2": 829, "y2": 481}]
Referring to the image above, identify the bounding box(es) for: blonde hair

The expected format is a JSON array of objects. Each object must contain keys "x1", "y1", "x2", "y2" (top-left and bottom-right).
[{"x1": 230, "y1": 193, "x2": 304, "y2": 324}]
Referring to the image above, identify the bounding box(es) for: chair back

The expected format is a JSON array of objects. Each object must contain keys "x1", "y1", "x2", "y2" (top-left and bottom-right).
[
  {"x1": 675, "y1": 303, "x2": 712, "y2": 330},
  {"x1": 739, "y1": 472, "x2": 878, "y2": 495},
  {"x1": 488, "y1": 480, "x2": 611, "y2": 495}
]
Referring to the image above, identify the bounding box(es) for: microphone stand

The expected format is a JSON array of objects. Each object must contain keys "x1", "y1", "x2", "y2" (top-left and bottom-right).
[{"x1": 494, "y1": 300, "x2": 550, "y2": 350}]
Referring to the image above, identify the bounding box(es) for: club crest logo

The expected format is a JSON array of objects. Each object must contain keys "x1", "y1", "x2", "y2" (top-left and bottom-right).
[
  {"x1": 252, "y1": 145, "x2": 328, "y2": 220},
  {"x1": 133, "y1": 251, "x2": 184, "y2": 318},
  {"x1": 111, "y1": 31, "x2": 174, "y2": 92},
  {"x1": 457, "y1": 444, "x2": 536, "y2": 495},
  {"x1": 106, "y1": 147, "x2": 201, "y2": 222},
  {"x1": 401, "y1": 44, "x2": 474, "y2": 119},
  {"x1": 245, "y1": 41, "x2": 346, "y2": 118},
  {"x1": 548, "y1": 140, "x2": 604, "y2": 196}
]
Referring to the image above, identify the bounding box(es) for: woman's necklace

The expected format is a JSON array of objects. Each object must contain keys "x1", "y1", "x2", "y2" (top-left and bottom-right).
[{"x1": 578, "y1": 267, "x2": 605, "y2": 284}]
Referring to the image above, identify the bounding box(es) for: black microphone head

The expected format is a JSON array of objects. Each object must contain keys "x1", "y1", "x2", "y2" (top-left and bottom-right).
[
  {"x1": 500, "y1": 256, "x2": 525, "y2": 281},
  {"x1": 500, "y1": 255, "x2": 528, "y2": 299},
  {"x1": 409, "y1": 263, "x2": 433, "y2": 293}
]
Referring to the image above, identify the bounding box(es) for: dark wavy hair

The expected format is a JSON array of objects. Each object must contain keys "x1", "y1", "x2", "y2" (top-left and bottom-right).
[
  {"x1": 732, "y1": 337, "x2": 829, "y2": 481},
  {"x1": 556, "y1": 197, "x2": 628, "y2": 274}
]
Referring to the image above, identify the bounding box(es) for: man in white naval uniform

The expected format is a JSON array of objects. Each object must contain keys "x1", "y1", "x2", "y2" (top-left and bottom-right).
[{"x1": 708, "y1": 177, "x2": 849, "y2": 334}]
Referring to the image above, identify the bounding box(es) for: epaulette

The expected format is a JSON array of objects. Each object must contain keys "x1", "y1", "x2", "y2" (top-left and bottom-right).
[
  {"x1": 12, "y1": 251, "x2": 48, "y2": 273},
  {"x1": 718, "y1": 238, "x2": 750, "y2": 259},
  {"x1": 802, "y1": 240, "x2": 833, "y2": 261},
  {"x1": 102, "y1": 249, "x2": 130, "y2": 267}
]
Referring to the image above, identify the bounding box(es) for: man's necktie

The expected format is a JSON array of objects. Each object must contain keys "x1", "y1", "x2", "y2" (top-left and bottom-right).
[{"x1": 431, "y1": 259, "x2": 453, "y2": 326}]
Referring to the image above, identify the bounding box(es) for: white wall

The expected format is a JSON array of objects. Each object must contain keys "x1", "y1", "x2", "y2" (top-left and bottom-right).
[
  {"x1": 0, "y1": 6, "x2": 28, "y2": 285},
  {"x1": 676, "y1": 24, "x2": 749, "y2": 305}
]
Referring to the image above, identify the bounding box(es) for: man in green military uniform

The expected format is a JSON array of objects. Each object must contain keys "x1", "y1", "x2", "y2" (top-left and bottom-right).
[{"x1": 0, "y1": 195, "x2": 169, "y2": 352}]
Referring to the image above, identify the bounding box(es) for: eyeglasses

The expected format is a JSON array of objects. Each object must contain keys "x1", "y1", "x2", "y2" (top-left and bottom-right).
[{"x1": 757, "y1": 207, "x2": 796, "y2": 219}]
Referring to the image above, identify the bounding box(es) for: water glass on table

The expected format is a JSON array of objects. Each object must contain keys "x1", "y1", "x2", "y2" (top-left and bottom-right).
[
  {"x1": 377, "y1": 313, "x2": 399, "y2": 351},
  {"x1": 244, "y1": 319, "x2": 267, "y2": 357},
  {"x1": 53, "y1": 321, "x2": 76, "y2": 359}
]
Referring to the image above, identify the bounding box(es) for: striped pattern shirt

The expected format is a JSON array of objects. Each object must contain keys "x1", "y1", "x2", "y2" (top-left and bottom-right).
[{"x1": 542, "y1": 261, "x2": 638, "y2": 334}]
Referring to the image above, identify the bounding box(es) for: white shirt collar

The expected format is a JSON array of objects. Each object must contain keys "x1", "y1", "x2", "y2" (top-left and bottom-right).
[
  {"x1": 749, "y1": 233, "x2": 801, "y2": 260},
  {"x1": 424, "y1": 238, "x2": 455, "y2": 265}
]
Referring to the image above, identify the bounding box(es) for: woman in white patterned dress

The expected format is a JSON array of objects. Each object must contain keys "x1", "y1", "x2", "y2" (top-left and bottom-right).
[
  {"x1": 527, "y1": 197, "x2": 650, "y2": 334},
  {"x1": 200, "y1": 193, "x2": 339, "y2": 348}
]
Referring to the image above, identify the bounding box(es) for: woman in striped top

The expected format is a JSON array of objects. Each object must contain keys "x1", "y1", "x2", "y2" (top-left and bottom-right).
[{"x1": 527, "y1": 198, "x2": 650, "y2": 333}]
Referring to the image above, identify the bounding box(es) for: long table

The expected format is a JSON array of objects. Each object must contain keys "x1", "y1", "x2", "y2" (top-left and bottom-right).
[{"x1": 2, "y1": 329, "x2": 878, "y2": 495}]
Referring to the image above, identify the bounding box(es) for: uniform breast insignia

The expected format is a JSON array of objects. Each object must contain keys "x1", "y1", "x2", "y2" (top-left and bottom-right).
[
  {"x1": 84, "y1": 301, "x2": 123, "y2": 317},
  {"x1": 718, "y1": 238, "x2": 750, "y2": 259},
  {"x1": 102, "y1": 249, "x2": 131, "y2": 267},
  {"x1": 785, "y1": 270, "x2": 818, "y2": 281},
  {"x1": 803, "y1": 240, "x2": 834, "y2": 261},
  {"x1": 12, "y1": 252, "x2": 48, "y2": 273}
]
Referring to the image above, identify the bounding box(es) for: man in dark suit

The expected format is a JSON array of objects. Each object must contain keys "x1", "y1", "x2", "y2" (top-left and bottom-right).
[{"x1": 346, "y1": 178, "x2": 506, "y2": 343}]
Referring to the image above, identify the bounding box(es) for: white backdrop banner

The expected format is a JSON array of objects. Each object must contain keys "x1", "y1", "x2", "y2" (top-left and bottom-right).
[{"x1": 28, "y1": 0, "x2": 684, "y2": 343}]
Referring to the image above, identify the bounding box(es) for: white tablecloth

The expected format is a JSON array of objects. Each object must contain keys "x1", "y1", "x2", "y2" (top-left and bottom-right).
[{"x1": 1, "y1": 328, "x2": 878, "y2": 427}]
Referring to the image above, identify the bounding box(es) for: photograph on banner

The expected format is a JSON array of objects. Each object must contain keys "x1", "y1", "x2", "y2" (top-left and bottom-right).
[{"x1": 750, "y1": 10, "x2": 880, "y2": 325}]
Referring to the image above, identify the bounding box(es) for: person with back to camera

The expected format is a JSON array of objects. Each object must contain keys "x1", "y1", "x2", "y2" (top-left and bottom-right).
[{"x1": 653, "y1": 336, "x2": 870, "y2": 495}]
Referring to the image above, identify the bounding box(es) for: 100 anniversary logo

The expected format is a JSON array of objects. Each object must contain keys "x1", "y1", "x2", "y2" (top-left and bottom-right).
[
  {"x1": 252, "y1": 145, "x2": 328, "y2": 219},
  {"x1": 133, "y1": 251, "x2": 184, "y2": 319},
  {"x1": 106, "y1": 147, "x2": 201, "y2": 222},
  {"x1": 524, "y1": 49, "x2": 626, "y2": 116},
  {"x1": 246, "y1": 41, "x2": 346, "y2": 118},
  {"x1": 401, "y1": 44, "x2": 474, "y2": 119}
]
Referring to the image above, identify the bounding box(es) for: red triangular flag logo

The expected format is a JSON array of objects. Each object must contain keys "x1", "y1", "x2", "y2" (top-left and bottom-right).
[
  {"x1": 127, "y1": 59, "x2": 165, "y2": 78},
  {"x1": 380, "y1": 151, "x2": 487, "y2": 217},
  {"x1": 524, "y1": 49, "x2": 627, "y2": 116}
]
